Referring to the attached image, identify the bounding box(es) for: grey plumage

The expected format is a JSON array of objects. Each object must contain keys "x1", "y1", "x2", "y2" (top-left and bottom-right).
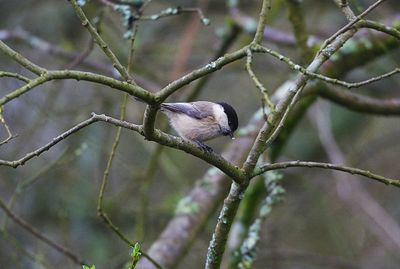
[{"x1": 161, "y1": 102, "x2": 214, "y2": 119}]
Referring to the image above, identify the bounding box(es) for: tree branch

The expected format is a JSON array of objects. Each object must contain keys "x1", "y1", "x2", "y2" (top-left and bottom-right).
[
  {"x1": 318, "y1": 85, "x2": 400, "y2": 115},
  {"x1": 68, "y1": 0, "x2": 135, "y2": 84},
  {"x1": 0, "y1": 69, "x2": 154, "y2": 107},
  {"x1": 0, "y1": 71, "x2": 30, "y2": 83},
  {"x1": 0, "y1": 40, "x2": 46, "y2": 75},
  {"x1": 319, "y1": 0, "x2": 387, "y2": 53},
  {"x1": 0, "y1": 198, "x2": 84, "y2": 265},
  {"x1": 252, "y1": 160, "x2": 400, "y2": 187},
  {"x1": 156, "y1": 47, "x2": 248, "y2": 101}
]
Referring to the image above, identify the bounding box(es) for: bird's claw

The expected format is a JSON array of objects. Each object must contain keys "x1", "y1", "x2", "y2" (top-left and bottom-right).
[{"x1": 195, "y1": 141, "x2": 213, "y2": 154}]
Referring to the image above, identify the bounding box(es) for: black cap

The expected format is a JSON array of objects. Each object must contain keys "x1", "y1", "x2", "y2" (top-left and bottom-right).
[{"x1": 217, "y1": 102, "x2": 239, "y2": 133}]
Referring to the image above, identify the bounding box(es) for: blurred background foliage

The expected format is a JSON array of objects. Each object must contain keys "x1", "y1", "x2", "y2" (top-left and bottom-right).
[{"x1": 0, "y1": 0, "x2": 399, "y2": 268}]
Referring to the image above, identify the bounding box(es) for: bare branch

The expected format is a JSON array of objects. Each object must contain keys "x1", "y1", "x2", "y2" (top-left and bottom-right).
[
  {"x1": 252, "y1": 0, "x2": 271, "y2": 44},
  {"x1": 229, "y1": 6, "x2": 322, "y2": 47},
  {"x1": 68, "y1": 0, "x2": 136, "y2": 84},
  {"x1": 156, "y1": 47, "x2": 248, "y2": 101},
  {"x1": 245, "y1": 49, "x2": 275, "y2": 118},
  {"x1": 318, "y1": 85, "x2": 400, "y2": 115},
  {"x1": 0, "y1": 116, "x2": 102, "y2": 168},
  {"x1": 0, "y1": 109, "x2": 17, "y2": 146},
  {"x1": 333, "y1": 0, "x2": 356, "y2": 21},
  {"x1": 0, "y1": 71, "x2": 30, "y2": 83},
  {"x1": 319, "y1": 0, "x2": 387, "y2": 53},
  {"x1": 139, "y1": 7, "x2": 210, "y2": 25},
  {"x1": 359, "y1": 19, "x2": 400, "y2": 40},
  {"x1": 0, "y1": 69, "x2": 154, "y2": 107},
  {"x1": 253, "y1": 45, "x2": 400, "y2": 89},
  {"x1": 0, "y1": 198, "x2": 84, "y2": 265},
  {"x1": 0, "y1": 40, "x2": 46, "y2": 75},
  {"x1": 285, "y1": 0, "x2": 313, "y2": 63},
  {"x1": 252, "y1": 160, "x2": 400, "y2": 188},
  {"x1": 97, "y1": 29, "x2": 137, "y2": 251}
]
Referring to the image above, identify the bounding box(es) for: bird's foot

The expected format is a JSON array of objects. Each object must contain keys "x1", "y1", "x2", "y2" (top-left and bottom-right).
[{"x1": 195, "y1": 140, "x2": 213, "y2": 154}]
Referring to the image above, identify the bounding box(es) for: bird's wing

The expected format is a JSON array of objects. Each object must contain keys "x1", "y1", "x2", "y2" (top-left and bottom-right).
[{"x1": 161, "y1": 102, "x2": 213, "y2": 119}]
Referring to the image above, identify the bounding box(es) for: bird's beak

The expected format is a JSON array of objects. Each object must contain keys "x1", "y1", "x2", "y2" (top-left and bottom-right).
[{"x1": 229, "y1": 132, "x2": 235, "y2": 139}]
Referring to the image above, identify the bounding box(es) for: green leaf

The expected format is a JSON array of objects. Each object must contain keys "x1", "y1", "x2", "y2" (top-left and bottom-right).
[
  {"x1": 82, "y1": 265, "x2": 95, "y2": 269},
  {"x1": 130, "y1": 243, "x2": 142, "y2": 269}
]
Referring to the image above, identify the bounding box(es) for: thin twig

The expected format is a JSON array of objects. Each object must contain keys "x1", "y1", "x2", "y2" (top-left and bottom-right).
[
  {"x1": 140, "y1": 252, "x2": 164, "y2": 269},
  {"x1": 359, "y1": 19, "x2": 400, "y2": 40},
  {"x1": 0, "y1": 40, "x2": 46, "y2": 75},
  {"x1": 0, "y1": 69, "x2": 154, "y2": 107},
  {"x1": 97, "y1": 28, "x2": 136, "y2": 250},
  {"x1": 0, "y1": 198, "x2": 84, "y2": 265},
  {"x1": 0, "y1": 230, "x2": 52, "y2": 269},
  {"x1": 252, "y1": 0, "x2": 271, "y2": 44},
  {"x1": 285, "y1": 0, "x2": 313, "y2": 63},
  {"x1": 245, "y1": 48, "x2": 275, "y2": 118},
  {"x1": 64, "y1": 8, "x2": 103, "y2": 70},
  {"x1": 318, "y1": 84, "x2": 400, "y2": 115},
  {"x1": 0, "y1": 110, "x2": 17, "y2": 146},
  {"x1": 318, "y1": 0, "x2": 387, "y2": 54},
  {"x1": 64, "y1": 36, "x2": 95, "y2": 70},
  {"x1": 138, "y1": 7, "x2": 210, "y2": 25},
  {"x1": 0, "y1": 116, "x2": 104, "y2": 168},
  {"x1": 253, "y1": 45, "x2": 400, "y2": 89},
  {"x1": 252, "y1": 160, "x2": 400, "y2": 187},
  {"x1": 68, "y1": 0, "x2": 136, "y2": 84},
  {"x1": 99, "y1": 0, "x2": 210, "y2": 25},
  {"x1": 0, "y1": 71, "x2": 30, "y2": 83}
]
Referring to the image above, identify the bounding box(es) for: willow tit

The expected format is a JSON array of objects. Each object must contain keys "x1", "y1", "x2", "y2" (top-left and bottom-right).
[{"x1": 160, "y1": 101, "x2": 239, "y2": 152}]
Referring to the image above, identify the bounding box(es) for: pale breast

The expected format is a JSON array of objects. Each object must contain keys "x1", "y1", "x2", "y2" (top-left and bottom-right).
[{"x1": 168, "y1": 113, "x2": 220, "y2": 141}]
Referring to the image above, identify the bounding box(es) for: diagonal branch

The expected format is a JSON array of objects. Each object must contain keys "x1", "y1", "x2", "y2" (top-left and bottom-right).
[
  {"x1": 0, "y1": 116, "x2": 103, "y2": 168},
  {"x1": 156, "y1": 47, "x2": 248, "y2": 101},
  {"x1": 0, "y1": 198, "x2": 84, "y2": 265},
  {"x1": 0, "y1": 40, "x2": 46, "y2": 75},
  {"x1": 0, "y1": 108, "x2": 18, "y2": 147},
  {"x1": 245, "y1": 48, "x2": 275, "y2": 117},
  {"x1": 319, "y1": 0, "x2": 387, "y2": 53},
  {"x1": 68, "y1": 0, "x2": 135, "y2": 84}
]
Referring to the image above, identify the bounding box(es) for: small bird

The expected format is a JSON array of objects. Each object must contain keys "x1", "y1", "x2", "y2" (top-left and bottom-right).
[{"x1": 160, "y1": 101, "x2": 239, "y2": 152}]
